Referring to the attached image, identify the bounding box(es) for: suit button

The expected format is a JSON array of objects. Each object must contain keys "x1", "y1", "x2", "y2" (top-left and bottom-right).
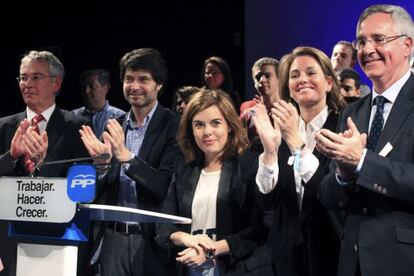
[
  {"x1": 373, "y1": 183, "x2": 379, "y2": 191},
  {"x1": 378, "y1": 186, "x2": 383, "y2": 192},
  {"x1": 338, "y1": 200, "x2": 345, "y2": 208},
  {"x1": 361, "y1": 207, "x2": 368, "y2": 215},
  {"x1": 354, "y1": 244, "x2": 358, "y2": 252},
  {"x1": 382, "y1": 188, "x2": 387, "y2": 194}
]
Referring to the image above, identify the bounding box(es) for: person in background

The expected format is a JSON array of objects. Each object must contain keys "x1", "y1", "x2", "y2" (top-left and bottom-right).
[
  {"x1": 339, "y1": 68, "x2": 362, "y2": 103},
  {"x1": 79, "y1": 48, "x2": 181, "y2": 276},
  {"x1": 72, "y1": 69, "x2": 125, "y2": 138},
  {"x1": 330, "y1": 40, "x2": 371, "y2": 97},
  {"x1": 240, "y1": 57, "x2": 279, "y2": 152},
  {"x1": 254, "y1": 46, "x2": 345, "y2": 276},
  {"x1": 201, "y1": 56, "x2": 241, "y2": 112},
  {"x1": 174, "y1": 85, "x2": 200, "y2": 114},
  {"x1": 157, "y1": 89, "x2": 271, "y2": 275},
  {"x1": 316, "y1": 4, "x2": 414, "y2": 276}
]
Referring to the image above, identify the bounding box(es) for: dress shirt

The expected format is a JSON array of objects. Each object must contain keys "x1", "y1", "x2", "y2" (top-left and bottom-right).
[
  {"x1": 72, "y1": 101, "x2": 125, "y2": 138},
  {"x1": 256, "y1": 106, "x2": 328, "y2": 209},
  {"x1": 26, "y1": 104, "x2": 56, "y2": 133},
  {"x1": 118, "y1": 102, "x2": 158, "y2": 209}
]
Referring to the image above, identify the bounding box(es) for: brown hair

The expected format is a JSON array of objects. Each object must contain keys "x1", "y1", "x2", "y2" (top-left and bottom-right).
[
  {"x1": 278, "y1": 46, "x2": 345, "y2": 113},
  {"x1": 178, "y1": 89, "x2": 249, "y2": 163}
]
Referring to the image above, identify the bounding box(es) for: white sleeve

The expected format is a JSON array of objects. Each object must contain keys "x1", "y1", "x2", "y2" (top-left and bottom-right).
[
  {"x1": 256, "y1": 153, "x2": 279, "y2": 194},
  {"x1": 298, "y1": 151, "x2": 320, "y2": 184}
]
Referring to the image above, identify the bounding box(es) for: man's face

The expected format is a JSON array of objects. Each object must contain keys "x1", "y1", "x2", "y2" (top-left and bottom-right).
[
  {"x1": 340, "y1": 78, "x2": 360, "y2": 97},
  {"x1": 123, "y1": 69, "x2": 161, "y2": 109},
  {"x1": 19, "y1": 60, "x2": 61, "y2": 113},
  {"x1": 253, "y1": 64, "x2": 279, "y2": 101},
  {"x1": 81, "y1": 75, "x2": 108, "y2": 112},
  {"x1": 331, "y1": 44, "x2": 355, "y2": 72},
  {"x1": 357, "y1": 12, "x2": 412, "y2": 90}
]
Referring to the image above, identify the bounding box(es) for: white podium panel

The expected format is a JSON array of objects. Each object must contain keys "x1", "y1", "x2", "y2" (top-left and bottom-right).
[
  {"x1": 0, "y1": 177, "x2": 76, "y2": 223},
  {"x1": 17, "y1": 243, "x2": 77, "y2": 276}
]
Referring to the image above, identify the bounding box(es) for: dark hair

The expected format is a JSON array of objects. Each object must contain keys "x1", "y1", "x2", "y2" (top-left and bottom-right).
[
  {"x1": 278, "y1": 46, "x2": 345, "y2": 114},
  {"x1": 335, "y1": 40, "x2": 357, "y2": 62},
  {"x1": 251, "y1": 57, "x2": 280, "y2": 80},
  {"x1": 339, "y1": 68, "x2": 361, "y2": 89},
  {"x1": 178, "y1": 89, "x2": 249, "y2": 163},
  {"x1": 201, "y1": 56, "x2": 234, "y2": 91},
  {"x1": 176, "y1": 86, "x2": 201, "y2": 104},
  {"x1": 80, "y1": 69, "x2": 111, "y2": 88},
  {"x1": 119, "y1": 48, "x2": 168, "y2": 93}
]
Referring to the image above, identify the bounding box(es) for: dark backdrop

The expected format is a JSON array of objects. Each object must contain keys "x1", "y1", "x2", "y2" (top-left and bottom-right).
[{"x1": 0, "y1": 0, "x2": 244, "y2": 116}]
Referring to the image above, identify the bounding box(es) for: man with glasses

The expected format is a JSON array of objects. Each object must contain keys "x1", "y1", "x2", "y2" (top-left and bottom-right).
[
  {"x1": 316, "y1": 4, "x2": 414, "y2": 276},
  {"x1": 0, "y1": 50, "x2": 88, "y2": 275},
  {"x1": 79, "y1": 48, "x2": 180, "y2": 276}
]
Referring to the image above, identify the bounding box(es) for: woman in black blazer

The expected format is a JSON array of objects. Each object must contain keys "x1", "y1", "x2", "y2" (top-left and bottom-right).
[
  {"x1": 157, "y1": 89, "x2": 270, "y2": 275},
  {"x1": 252, "y1": 46, "x2": 346, "y2": 276}
]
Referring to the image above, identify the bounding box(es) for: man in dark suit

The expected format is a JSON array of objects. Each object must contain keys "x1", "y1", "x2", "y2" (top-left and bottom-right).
[
  {"x1": 315, "y1": 4, "x2": 414, "y2": 276},
  {"x1": 80, "y1": 48, "x2": 181, "y2": 276},
  {"x1": 0, "y1": 50, "x2": 88, "y2": 275}
]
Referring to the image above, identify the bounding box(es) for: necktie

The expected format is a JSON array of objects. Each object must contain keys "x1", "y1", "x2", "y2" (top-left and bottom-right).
[
  {"x1": 366, "y1": 96, "x2": 386, "y2": 151},
  {"x1": 24, "y1": 114, "x2": 45, "y2": 173}
]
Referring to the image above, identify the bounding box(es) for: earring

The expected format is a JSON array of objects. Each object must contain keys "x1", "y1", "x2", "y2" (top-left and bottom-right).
[{"x1": 228, "y1": 128, "x2": 231, "y2": 133}]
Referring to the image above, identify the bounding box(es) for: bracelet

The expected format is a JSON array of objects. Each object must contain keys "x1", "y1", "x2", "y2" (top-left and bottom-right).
[{"x1": 292, "y1": 143, "x2": 305, "y2": 171}]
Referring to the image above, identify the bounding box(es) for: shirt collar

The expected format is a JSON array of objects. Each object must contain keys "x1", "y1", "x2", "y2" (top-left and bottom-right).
[
  {"x1": 299, "y1": 106, "x2": 329, "y2": 132},
  {"x1": 26, "y1": 104, "x2": 56, "y2": 123},
  {"x1": 372, "y1": 69, "x2": 412, "y2": 105},
  {"x1": 83, "y1": 101, "x2": 109, "y2": 115},
  {"x1": 126, "y1": 101, "x2": 158, "y2": 129}
]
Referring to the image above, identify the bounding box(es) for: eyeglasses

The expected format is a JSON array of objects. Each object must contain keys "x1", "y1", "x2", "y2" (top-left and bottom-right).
[
  {"x1": 16, "y1": 74, "x2": 54, "y2": 83},
  {"x1": 352, "y1": 34, "x2": 407, "y2": 50}
]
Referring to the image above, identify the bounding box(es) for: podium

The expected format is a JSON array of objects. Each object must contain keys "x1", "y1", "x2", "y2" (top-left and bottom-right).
[{"x1": 0, "y1": 177, "x2": 191, "y2": 276}]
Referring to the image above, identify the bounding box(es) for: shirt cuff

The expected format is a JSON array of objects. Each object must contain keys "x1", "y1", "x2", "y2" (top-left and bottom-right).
[
  {"x1": 256, "y1": 153, "x2": 279, "y2": 194},
  {"x1": 355, "y1": 148, "x2": 367, "y2": 173},
  {"x1": 297, "y1": 151, "x2": 319, "y2": 183}
]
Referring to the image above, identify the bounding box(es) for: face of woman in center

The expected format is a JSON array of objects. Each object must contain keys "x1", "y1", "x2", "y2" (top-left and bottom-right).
[
  {"x1": 192, "y1": 105, "x2": 230, "y2": 162},
  {"x1": 288, "y1": 55, "x2": 332, "y2": 110}
]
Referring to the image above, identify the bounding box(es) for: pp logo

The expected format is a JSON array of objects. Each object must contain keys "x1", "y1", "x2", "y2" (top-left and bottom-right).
[
  {"x1": 71, "y1": 175, "x2": 95, "y2": 188},
  {"x1": 67, "y1": 164, "x2": 97, "y2": 203}
]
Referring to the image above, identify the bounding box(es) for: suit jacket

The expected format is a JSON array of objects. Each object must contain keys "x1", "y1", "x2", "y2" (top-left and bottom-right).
[
  {"x1": 260, "y1": 112, "x2": 341, "y2": 276},
  {"x1": 319, "y1": 73, "x2": 414, "y2": 276},
  {"x1": 0, "y1": 107, "x2": 88, "y2": 276},
  {"x1": 156, "y1": 152, "x2": 271, "y2": 275},
  {"x1": 0, "y1": 107, "x2": 88, "y2": 176},
  {"x1": 92, "y1": 104, "x2": 182, "y2": 274}
]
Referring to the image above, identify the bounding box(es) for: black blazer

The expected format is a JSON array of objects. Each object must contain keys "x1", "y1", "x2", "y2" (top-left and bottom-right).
[
  {"x1": 260, "y1": 112, "x2": 341, "y2": 276},
  {"x1": 0, "y1": 107, "x2": 88, "y2": 276},
  {"x1": 0, "y1": 107, "x2": 88, "y2": 176},
  {"x1": 319, "y1": 74, "x2": 414, "y2": 276},
  {"x1": 156, "y1": 152, "x2": 270, "y2": 275},
  {"x1": 91, "y1": 104, "x2": 182, "y2": 274}
]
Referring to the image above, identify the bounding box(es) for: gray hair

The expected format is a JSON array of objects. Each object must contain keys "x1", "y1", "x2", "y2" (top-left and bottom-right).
[
  {"x1": 21, "y1": 50, "x2": 65, "y2": 78},
  {"x1": 357, "y1": 5, "x2": 414, "y2": 52}
]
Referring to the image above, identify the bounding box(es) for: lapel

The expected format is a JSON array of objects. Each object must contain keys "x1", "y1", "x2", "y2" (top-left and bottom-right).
[
  {"x1": 216, "y1": 159, "x2": 233, "y2": 238},
  {"x1": 376, "y1": 74, "x2": 414, "y2": 152},
  {"x1": 180, "y1": 164, "x2": 202, "y2": 233},
  {"x1": 354, "y1": 95, "x2": 372, "y2": 135},
  {"x1": 138, "y1": 104, "x2": 165, "y2": 161},
  {"x1": 45, "y1": 107, "x2": 66, "y2": 157},
  {"x1": 7, "y1": 112, "x2": 26, "y2": 144}
]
